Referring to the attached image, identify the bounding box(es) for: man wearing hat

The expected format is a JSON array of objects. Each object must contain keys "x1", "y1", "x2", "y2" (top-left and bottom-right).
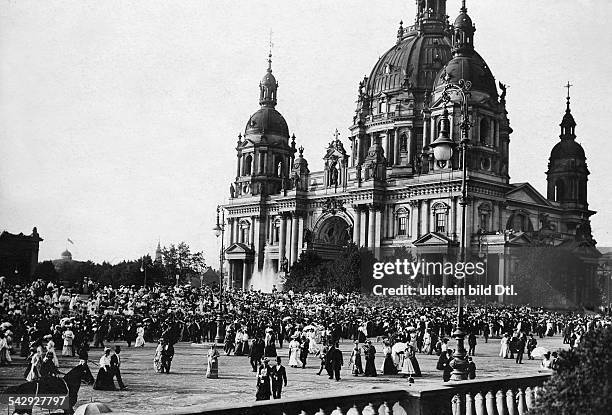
[
  {"x1": 110, "y1": 345, "x2": 127, "y2": 390},
  {"x1": 271, "y1": 356, "x2": 287, "y2": 399}
]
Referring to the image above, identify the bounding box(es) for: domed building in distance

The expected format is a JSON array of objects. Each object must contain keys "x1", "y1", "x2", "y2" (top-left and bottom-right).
[{"x1": 221, "y1": 1, "x2": 599, "y2": 308}]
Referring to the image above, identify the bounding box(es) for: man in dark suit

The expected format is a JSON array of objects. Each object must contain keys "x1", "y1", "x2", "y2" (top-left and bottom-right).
[
  {"x1": 110, "y1": 346, "x2": 126, "y2": 390},
  {"x1": 250, "y1": 336, "x2": 265, "y2": 372},
  {"x1": 515, "y1": 333, "x2": 526, "y2": 364},
  {"x1": 160, "y1": 339, "x2": 174, "y2": 373},
  {"x1": 271, "y1": 356, "x2": 287, "y2": 399},
  {"x1": 329, "y1": 343, "x2": 343, "y2": 381}
]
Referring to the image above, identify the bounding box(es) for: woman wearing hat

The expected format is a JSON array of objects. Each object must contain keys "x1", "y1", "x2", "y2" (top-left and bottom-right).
[
  {"x1": 206, "y1": 344, "x2": 220, "y2": 379},
  {"x1": 255, "y1": 358, "x2": 272, "y2": 401},
  {"x1": 40, "y1": 351, "x2": 60, "y2": 378},
  {"x1": 287, "y1": 335, "x2": 301, "y2": 368},
  {"x1": 93, "y1": 348, "x2": 116, "y2": 390},
  {"x1": 25, "y1": 346, "x2": 43, "y2": 381},
  {"x1": 349, "y1": 340, "x2": 363, "y2": 376}
]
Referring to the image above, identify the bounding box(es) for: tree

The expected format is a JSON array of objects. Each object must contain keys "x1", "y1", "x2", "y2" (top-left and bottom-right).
[
  {"x1": 161, "y1": 242, "x2": 206, "y2": 285},
  {"x1": 285, "y1": 244, "x2": 368, "y2": 293},
  {"x1": 284, "y1": 250, "x2": 326, "y2": 292},
  {"x1": 511, "y1": 246, "x2": 586, "y2": 307},
  {"x1": 532, "y1": 326, "x2": 612, "y2": 415},
  {"x1": 33, "y1": 261, "x2": 59, "y2": 282}
]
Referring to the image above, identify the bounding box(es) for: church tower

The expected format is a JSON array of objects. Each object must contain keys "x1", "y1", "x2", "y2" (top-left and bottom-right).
[
  {"x1": 231, "y1": 53, "x2": 296, "y2": 200},
  {"x1": 546, "y1": 86, "x2": 589, "y2": 210}
]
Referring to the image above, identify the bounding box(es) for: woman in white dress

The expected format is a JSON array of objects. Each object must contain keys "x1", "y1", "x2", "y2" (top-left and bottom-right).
[
  {"x1": 499, "y1": 333, "x2": 510, "y2": 358},
  {"x1": 62, "y1": 328, "x2": 74, "y2": 356},
  {"x1": 45, "y1": 337, "x2": 59, "y2": 367},
  {"x1": 26, "y1": 346, "x2": 43, "y2": 381},
  {"x1": 135, "y1": 326, "x2": 145, "y2": 347},
  {"x1": 288, "y1": 336, "x2": 301, "y2": 368},
  {"x1": 153, "y1": 340, "x2": 164, "y2": 372}
]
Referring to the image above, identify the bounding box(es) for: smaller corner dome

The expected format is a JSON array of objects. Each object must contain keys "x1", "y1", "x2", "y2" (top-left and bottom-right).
[
  {"x1": 454, "y1": 11, "x2": 473, "y2": 29},
  {"x1": 245, "y1": 107, "x2": 290, "y2": 139},
  {"x1": 550, "y1": 140, "x2": 585, "y2": 161},
  {"x1": 434, "y1": 53, "x2": 498, "y2": 99}
]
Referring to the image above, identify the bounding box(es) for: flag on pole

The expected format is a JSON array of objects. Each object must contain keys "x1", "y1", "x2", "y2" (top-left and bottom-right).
[{"x1": 67, "y1": 238, "x2": 74, "y2": 245}]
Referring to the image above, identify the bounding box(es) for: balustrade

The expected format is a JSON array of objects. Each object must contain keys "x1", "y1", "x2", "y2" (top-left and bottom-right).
[{"x1": 110, "y1": 374, "x2": 550, "y2": 415}]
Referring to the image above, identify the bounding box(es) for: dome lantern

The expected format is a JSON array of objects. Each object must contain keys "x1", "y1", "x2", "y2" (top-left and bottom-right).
[
  {"x1": 259, "y1": 53, "x2": 278, "y2": 108},
  {"x1": 452, "y1": 1, "x2": 476, "y2": 56}
]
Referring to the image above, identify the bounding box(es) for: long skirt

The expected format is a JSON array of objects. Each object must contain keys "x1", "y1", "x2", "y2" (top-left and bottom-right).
[
  {"x1": 135, "y1": 335, "x2": 145, "y2": 348},
  {"x1": 235, "y1": 341, "x2": 244, "y2": 356},
  {"x1": 206, "y1": 357, "x2": 218, "y2": 379},
  {"x1": 154, "y1": 354, "x2": 163, "y2": 373},
  {"x1": 382, "y1": 353, "x2": 397, "y2": 375},
  {"x1": 364, "y1": 358, "x2": 377, "y2": 377},
  {"x1": 352, "y1": 355, "x2": 363, "y2": 375},
  {"x1": 288, "y1": 349, "x2": 301, "y2": 367},
  {"x1": 401, "y1": 356, "x2": 422, "y2": 377},
  {"x1": 93, "y1": 368, "x2": 116, "y2": 390}
]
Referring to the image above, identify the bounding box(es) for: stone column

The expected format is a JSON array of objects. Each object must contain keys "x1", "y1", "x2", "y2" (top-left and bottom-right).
[
  {"x1": 360, "y1": 209, "x2": 368, "y2": 246},
  {"x1": 393, "y1": 131, "x2": 400, "y2": 166},
  {"x1": 228, "y1": 218, "x2": 234, "y2": 244},
  {"x1": 290, "y1": 213, "x2": 299, "y2": 264},
  {"x1": 374, "y1": 208, "x2": 382, "y2": 259},
  {"x1": 425, "y1": 200, "x2": 432, "y2": 233},
  {"x1": 451, "y1": 197, "x2": 458, "y2": 240},
  {"x1": 368, "y1": 205, "x2": 376, "y2": 250},
  {"x1": 233, "y1": 219, "x2": 240, "y2": 244},
  {"x1": 250, "y1": 217, "x2": 256, "y2": 246},
  {"x1": 253, "y1": 217, "x2": 261, "y2": 269},
  {"x1": 498, "y1": 252, "x2": 505, "y2": 303},
  {"x1": 298, "y1": 216, "x2": 304, "y2": 253},
  {"x1": 353, "y1": 206, "x2": 361, "y2": 247},
  {"x1": 236, "y1": 155, "x2": 241, "y2": 177},
  {"x1": 279, "y1": 214, "x2": 287, "y2": 262}
]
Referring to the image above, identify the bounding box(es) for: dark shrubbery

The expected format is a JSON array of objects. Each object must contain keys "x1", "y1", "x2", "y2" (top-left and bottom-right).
[{"x1": 532, "y1": 325, "x2": 612, "y2": 415}]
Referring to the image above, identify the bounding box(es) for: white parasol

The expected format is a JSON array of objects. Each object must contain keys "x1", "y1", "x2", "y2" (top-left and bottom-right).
[
  {"x1": 531, "y1": 347, "x2": 549, "y2": 358},
  {"x1": 391, "y1": 342, "x2": 407, "y2": 354}
]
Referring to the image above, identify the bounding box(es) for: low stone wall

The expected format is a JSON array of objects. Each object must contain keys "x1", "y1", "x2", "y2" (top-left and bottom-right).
[{"x1": 111, "y1": 373, "x2": 551, "y2": 415}]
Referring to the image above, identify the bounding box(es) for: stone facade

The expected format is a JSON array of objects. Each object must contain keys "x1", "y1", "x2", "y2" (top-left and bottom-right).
[{"x1": 221, "y1": 2, "x2": 598, "y2": 306}]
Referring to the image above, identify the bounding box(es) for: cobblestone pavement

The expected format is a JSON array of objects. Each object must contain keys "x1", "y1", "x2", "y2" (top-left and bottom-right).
[{"x1": 0, "y1": 336, "x2": 564, "y2": 413}]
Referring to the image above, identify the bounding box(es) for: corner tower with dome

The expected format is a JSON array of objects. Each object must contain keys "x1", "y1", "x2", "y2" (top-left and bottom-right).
[{"x1": 220, "y1": 0, "x2": 599, "y2": 308}]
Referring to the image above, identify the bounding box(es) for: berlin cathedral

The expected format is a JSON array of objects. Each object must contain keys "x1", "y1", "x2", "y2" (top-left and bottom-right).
[{"x1": 220, "y1": 1, "x2": 599, "y2": 307}]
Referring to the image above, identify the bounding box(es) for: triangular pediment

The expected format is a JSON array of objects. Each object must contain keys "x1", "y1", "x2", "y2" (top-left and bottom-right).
[
  {"x1": 413, "y1": 232, "x2": 458, "y2": 247},
  {"x1": 224, "y1": 243, "x2": 254, "y2": 255},
  {"x1": 506, "y1": 183, "x2": 551, "y2": 206},
  {"x1": 506, "y1": 231, "x2": 532, "y2": 246}
]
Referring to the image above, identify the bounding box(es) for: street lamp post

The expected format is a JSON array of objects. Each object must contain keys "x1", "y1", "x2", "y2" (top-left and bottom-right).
[
  {"x1": 429, "y1": 78, "x2": 472, "y2": 381},
  {"x1": 140, "y1": 257, "x2": 147, "y2": 288},
  {"x1": 213, "y1": 205, "x2": 226, "y2": 344}
]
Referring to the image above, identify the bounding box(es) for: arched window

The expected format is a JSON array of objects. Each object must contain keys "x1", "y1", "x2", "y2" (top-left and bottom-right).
[
  {"x1": 507, "y1": 212, "x2": 532, "y2": 232},
  {"x1": 244, "y1": 154, "x2": 253, "y2": 175},
  {"x1": 400, "y1": 134, "x2": 408, "y2": 151},
  {"x1": 554, "y1": 179, "x2": 564, "y2": 202},
  {"x1": 432, "y1": 203, "x2": 449, "y2": 234},
  {"x1": 240, "y1": 219, "x2": 251, "y2": 245},
  {"x1": 478, "y1": 203, "x2": 492, "y2": 232},
  {"x1": 379, "y1": 100, "x2": 386, "y2": 114},
  {"x1": 395, "y1": 207, "x2": 409, "y2": 236},
  {"x1": 480, "y1": 118, "x2": 489, "y2": 146}
]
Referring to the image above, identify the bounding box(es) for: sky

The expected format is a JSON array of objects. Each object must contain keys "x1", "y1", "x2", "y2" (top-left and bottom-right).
[{"x1": 1, "y1": 0, "x2": 611, "y2": 265}]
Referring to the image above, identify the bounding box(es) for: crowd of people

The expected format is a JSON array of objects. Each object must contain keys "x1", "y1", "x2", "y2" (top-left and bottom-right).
[{"x1": 1, "y1": 277, "x2": 611, "y2": 402}]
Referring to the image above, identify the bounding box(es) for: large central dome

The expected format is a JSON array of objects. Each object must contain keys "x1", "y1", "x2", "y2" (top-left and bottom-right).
[{"x1": 366, "y1": 32, "x2": 453, "y2": 95}]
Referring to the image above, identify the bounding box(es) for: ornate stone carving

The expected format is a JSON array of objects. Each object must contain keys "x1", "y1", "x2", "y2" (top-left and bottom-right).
[{"x1": 321, "y1": 198, "x2": 346, "y2": 215}]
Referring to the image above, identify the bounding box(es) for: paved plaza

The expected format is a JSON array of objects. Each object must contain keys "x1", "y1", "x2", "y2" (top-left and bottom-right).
[{"x1": 0, "y1": 335, "x2": 564, "y2": 414}]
